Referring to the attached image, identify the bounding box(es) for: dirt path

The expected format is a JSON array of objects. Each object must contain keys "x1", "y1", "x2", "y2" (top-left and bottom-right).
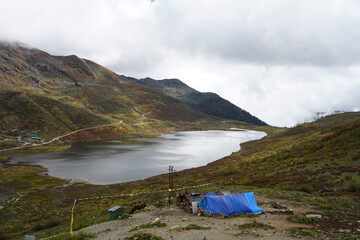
[
  {"x1": 80, "y1": 196, "x2": 314, "y2": 240},
  {"x1": 0, "y1": 120, "x2": 124, "y2": 152},
  {"x1": 0, "y1": 112, "x2": 153, "y2": 153}
]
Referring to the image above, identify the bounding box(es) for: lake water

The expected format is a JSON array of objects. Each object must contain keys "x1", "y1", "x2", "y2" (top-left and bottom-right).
[{"x1": 12, "y1": 130, "x2": 266, "y2": 184}]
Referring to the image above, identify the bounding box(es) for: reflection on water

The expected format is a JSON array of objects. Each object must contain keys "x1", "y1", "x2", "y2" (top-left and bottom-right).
[{"x1": 12, "y1": 130, "x2": 266, "y2": 184}]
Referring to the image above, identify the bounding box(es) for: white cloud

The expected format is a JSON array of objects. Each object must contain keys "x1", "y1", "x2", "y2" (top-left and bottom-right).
[{"x1": 1, "y1": 0, "x2": 360, "y2": 126}]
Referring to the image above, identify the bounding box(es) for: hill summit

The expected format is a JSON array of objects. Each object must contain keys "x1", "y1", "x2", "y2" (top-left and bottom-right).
[{"x1": 125, "y1": 77, "x2": 267, "y2": 126}]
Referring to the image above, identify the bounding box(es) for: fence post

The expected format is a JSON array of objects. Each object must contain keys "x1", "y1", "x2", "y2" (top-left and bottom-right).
[{"x1": 70, "y1": 199, "x2": 77, "y2": 234}]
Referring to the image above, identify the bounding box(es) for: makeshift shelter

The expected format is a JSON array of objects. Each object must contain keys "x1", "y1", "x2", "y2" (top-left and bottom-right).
[
  {"x1": 198, "y1": 192, "x2": 264, "y2": 217},
  {"x1": 177, "y1": 193, "x2": 205, "y2": 208}
]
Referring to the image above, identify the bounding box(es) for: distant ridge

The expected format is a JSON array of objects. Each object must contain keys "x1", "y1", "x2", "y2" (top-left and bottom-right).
[
  {"x1": 312, "y1": 110, "x2": 358, "y2": 121},
  {"x1": 125, "y1": 76, "x2": 267, "y2": 126}
]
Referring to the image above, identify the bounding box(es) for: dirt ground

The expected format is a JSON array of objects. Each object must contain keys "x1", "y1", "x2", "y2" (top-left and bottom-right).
[{"x1": 81, "y1": 195, "x2": 317, "y2": 240}]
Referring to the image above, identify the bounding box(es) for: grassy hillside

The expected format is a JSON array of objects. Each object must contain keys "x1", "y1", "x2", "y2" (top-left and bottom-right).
[
  {"x1": 0, "y1": 42, "x2": 219, "y2": 148},
  {"x1": 166, "y1": 112, "x2": 360, "y2": 193},
  {"x1": 129, "y1": 77, "x2": 267, "y2": 126},
  {"x1": 1, "y1": 113, "x2": 359, "y2": 239},
  {"x1": 0, "y1": 92, "x2": 112, "y2": 139}
]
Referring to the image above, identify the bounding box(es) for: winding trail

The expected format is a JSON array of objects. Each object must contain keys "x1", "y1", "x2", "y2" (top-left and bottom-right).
[{"x1": 0, "y1": 111, "x2": 152, "y2": 153}]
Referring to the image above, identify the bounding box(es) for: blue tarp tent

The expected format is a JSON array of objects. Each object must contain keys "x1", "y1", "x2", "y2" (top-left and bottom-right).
[{"x1": 198, "y1": 192, "x2": 264, "y2": 217}]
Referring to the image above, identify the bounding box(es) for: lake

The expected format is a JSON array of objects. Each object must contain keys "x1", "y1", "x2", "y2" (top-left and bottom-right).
[{"x1": 12, "y1": 130, "x2": 266, "y2": 184}]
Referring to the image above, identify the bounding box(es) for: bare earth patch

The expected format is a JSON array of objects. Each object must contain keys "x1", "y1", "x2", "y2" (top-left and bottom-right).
[{"x1": 80, "y1": 196, "x2": 315, "y2": 240}]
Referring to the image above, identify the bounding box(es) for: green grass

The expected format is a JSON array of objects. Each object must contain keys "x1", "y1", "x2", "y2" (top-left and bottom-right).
[
  {"x1": 130, "y1": 221, "x2": 167, "y2": 232},
  {"x1": 226, "y1": 212, "x2": 259, "y2": 218},
  {"x1": 0, "y1": 140, "x2": 21, "y2": 150},
  {"x1": 289, "y1": 217, "x2": 317, "y2": 224},
  {"x1": 49, "y1": 232, "x2": 95, "y2": 240},
  {"x1": 327, "y1": 232, "x2": 360, "y2": 240},
  {"x1": 299, "y1": 184, "x2": 313, "y2": 193},
  {"x1": 32, "y1": 219, "x2": 61, "y2": 231},
  {"x1": 237, "y1": 221, "x2": 263, "y2": 229},
  {"x1": 185, "y1": 224, "x2": 211, "y2": 230},
  {"x1": 305, "y1": 211, "x2": 322, "y2": 215},
  {"x1": 289, "y1": 229, "x2": 317, "y2": 237},
  {"x1": 316, "y1": 204, "x2": 334, "y2": 211},
  {"x1": 118, "y1": 213, "x2": 131, "y2": 220},
  {"x1": 124, "y1": 233, "x2": 164, "y2": 240},
  {"x1": 290, "y1": 229, "x2": 360, "y2": 239}
]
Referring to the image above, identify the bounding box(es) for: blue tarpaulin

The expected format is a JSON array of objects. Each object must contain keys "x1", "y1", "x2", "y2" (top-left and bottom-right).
[{"x1": 198, "y1": 192, "x2": 264, "y2": 216}]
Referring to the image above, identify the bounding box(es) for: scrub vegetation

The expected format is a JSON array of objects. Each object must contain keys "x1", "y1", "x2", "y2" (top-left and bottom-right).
[
  {"x1": 129, "y1": 221, "x2": 167, "y2": 232},
  {"x1": 185, "y1": 224, "x2": 211, "y2": 230},
  {"x1": 237, "y1": 221, "x2": 263, "y2": 229},
  {"x1": 124, "y1": 233, "x2": 164, "y2": 240}
]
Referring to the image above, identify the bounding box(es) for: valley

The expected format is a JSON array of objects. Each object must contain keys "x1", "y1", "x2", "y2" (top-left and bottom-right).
[
  {"x1": 1, "y1": 112, "x2": 359, "y2": 240},
  {"x1": 0, "y1": 42, "x2": 359, "y2": 240}
]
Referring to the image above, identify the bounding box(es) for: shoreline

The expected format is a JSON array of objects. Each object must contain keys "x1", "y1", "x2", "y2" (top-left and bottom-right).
[{"x1": 6, "y1": 128, "x2": 267, "y2": 186}]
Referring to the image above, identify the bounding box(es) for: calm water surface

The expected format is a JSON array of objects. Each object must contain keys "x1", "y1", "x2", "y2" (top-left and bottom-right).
[{"x1": 12, "y1": 130, "x2": 265, "y2": 184}]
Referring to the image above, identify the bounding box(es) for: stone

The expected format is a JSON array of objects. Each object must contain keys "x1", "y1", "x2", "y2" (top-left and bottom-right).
[
  {"x1": 168, "y1": 225, "x2": 181, "y2": 231},
  {"x1": 306, "y1": 214, "x2": 322, "y2": 219},
  {"x1": 270, "y1": 201, "x2": 287, "y2": 209},
  {"x1": 268, "y1": 223, "x2": 277, "y2": 228}
]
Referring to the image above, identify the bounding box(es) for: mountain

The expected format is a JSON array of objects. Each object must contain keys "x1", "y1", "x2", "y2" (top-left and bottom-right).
[
  {"x1": 125, "y1": 77, "x2": 267, "y2": 126},
  {"x1": 0, "y1": 42, "x2": 217, "y2": 145}
]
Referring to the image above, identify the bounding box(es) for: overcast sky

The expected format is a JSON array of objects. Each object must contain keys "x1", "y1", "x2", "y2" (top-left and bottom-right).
[{"x1": 1, "y1": 0, "x2": 360, "y2": 126}]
